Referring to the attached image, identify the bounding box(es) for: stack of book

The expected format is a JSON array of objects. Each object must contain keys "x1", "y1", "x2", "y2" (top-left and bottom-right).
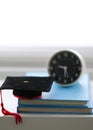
[{"x1": 17, "y1": 73, "x2": 93, "y2": 114}]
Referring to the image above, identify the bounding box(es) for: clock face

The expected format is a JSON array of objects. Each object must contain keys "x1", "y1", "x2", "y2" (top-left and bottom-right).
[{"x1": 48, "y1": 50, "x2": 84, "y2": 86}]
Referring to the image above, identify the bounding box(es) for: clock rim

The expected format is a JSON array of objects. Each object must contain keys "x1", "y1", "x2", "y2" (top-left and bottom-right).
[{"x1": 47, "y1": 49, "x2": 86, "y2": 86}]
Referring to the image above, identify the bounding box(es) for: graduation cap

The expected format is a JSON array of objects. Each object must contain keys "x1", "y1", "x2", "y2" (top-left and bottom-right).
[
  {"x1": 0, "y1": 76, "x2": 54, "y2": 124},
  {"x1": 0, "y1": 76, "x2": 54, "y2": 98}
]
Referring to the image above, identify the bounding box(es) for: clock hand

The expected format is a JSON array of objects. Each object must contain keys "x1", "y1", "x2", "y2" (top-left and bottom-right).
[
  {"x1": 58, "y1": 66, "x2": 68, "y2": 78},
  {"x1": 58, "y1": 65, "x2": 66, "y2": 69},
  {"x1": 64, "y1": 67, "x2": 68, "y2": 78}
]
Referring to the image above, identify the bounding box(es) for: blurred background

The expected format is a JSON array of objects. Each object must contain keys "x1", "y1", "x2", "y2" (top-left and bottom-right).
[{"x1": 0, "y1": 0, "x2": 93, "y2": 79}]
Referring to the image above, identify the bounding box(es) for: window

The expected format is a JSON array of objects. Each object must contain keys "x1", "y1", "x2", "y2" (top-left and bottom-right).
[{"x1": 0, "y1": 0, "x2": 93, "y2": 79}]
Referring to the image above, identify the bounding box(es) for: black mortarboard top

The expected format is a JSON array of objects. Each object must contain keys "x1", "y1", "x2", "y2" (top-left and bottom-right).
[{"x1": 0, "y1": 76, "x2": 54, "y2": 98}]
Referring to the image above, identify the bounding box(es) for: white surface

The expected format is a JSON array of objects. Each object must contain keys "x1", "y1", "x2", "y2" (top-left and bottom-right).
[{"x1": 0, "y1": 115, "x2": 93, "y2": 130}]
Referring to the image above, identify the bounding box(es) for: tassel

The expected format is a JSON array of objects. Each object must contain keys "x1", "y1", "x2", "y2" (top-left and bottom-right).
[{"x1": 0, "y1": 90, "x2": 22, "y2": 124}]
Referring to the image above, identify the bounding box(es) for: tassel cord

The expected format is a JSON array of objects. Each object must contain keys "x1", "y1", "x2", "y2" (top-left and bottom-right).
[{"x1": 0, "y1": 90, "x2": 22, "y2": 124}]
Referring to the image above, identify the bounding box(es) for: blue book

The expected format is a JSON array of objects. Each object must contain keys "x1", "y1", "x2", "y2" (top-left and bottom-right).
[
  {"x1": 18, "y1": 72, "x2": 91, "y2": 106},
  {"x1": 17, "y1": 104, "x2": 93, "y2": 114}
]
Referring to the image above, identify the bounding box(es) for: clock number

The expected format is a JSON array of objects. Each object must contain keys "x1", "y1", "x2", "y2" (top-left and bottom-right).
[
  {"x1": 64, "y1": 52, "x2": 68, "y2": 57},
  {"x1": 58, "y1": 77, "x2": 62, "y2": 82},
  {"x1": 57, "y1": 55, "x2": 61, "y2": 59},
  {"x1": 71, "y1": 55, "x2": 74, "y2": 59},
  {"x1": 53, "y1": 60, "x2": 57, "y2": 64},
  {"x1": 71, "y1": 77, "x2": 73, "y2": 82},
  {"x1": 78, "y1": 67, "x2": 81, "y2": 71},
  {"x1": 75, "y1": 73, "x2": 78, "y2": 77},
  {"x1": 76, "y1": 60, "x2": 79, "y2": 64},
  {"x1": 50, "y1": 66, "x2": 53, "y2": 70},
  {"x1": 64, "y1": 79, "x2": 67, "y2": 84},
  {"x1": 52, "y1": 73, "x2": 56, "y2": 77}
]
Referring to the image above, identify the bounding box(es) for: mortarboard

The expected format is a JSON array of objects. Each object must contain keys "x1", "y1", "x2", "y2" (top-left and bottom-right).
[
  {"x1": 0, "y1": 76, "x2": 54, "y2": 98},
  {"x1": 0, "y1": 76, "x2": 54, "y2": 124}
]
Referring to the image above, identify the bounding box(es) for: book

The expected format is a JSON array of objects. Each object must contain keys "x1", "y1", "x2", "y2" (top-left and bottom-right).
[
  {"x1": 18, "y1": 73, "x2": 90, "y2": 106},
  {"x1": 17, "y1": 105, "x2": 93, "y2": 114},
  {"x1": 18, "y1": 89, "x2": 93, "y2": 114}
]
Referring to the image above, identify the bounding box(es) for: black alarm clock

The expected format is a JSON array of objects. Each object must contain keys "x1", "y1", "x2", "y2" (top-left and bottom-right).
[{"x1": 48, "y1": 49, "x2": 86, "y2": 86}]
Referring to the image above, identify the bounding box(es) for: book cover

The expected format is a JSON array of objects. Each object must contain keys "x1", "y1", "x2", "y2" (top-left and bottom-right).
[
  {"x1": 17, "y1": 104, "x2": 93, "y2": 114},
  {"x1": 18, "y1": 73, "x2": 90, "y2": 106}
]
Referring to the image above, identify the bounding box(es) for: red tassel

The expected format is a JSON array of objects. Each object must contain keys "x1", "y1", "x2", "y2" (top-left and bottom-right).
[{"x1": 0, "y1": 90, "x2": 22, "y2": 124}]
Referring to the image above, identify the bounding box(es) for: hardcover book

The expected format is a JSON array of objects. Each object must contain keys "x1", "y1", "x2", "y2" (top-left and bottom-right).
[
  {"x1": 17, "y1": 104, "x2": 93, "y2": 114},
  {"x1": 18, "y1": 73, "x2": 90, "y2": 106}
]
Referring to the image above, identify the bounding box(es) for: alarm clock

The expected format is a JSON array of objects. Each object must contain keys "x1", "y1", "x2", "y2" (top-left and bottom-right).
[{"x1": 48, "y1": 49, "x2": 86, "y2": 86}]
